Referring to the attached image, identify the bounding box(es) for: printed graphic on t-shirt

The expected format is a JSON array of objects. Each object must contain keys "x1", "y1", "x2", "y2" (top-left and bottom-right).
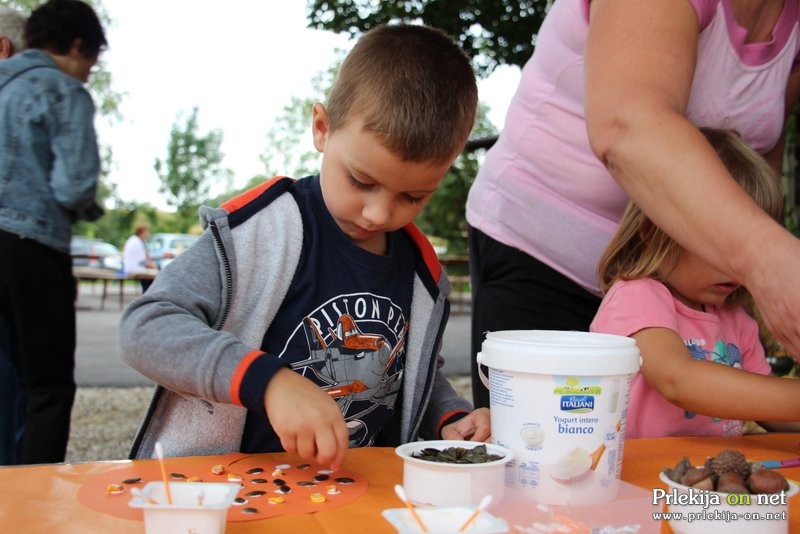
[
  {"x1": 684, "y1": 338, "x2": 744, "y2": 433},
  {"x1": 282, "y1": 295, "x2": 408, "y2": 447}
]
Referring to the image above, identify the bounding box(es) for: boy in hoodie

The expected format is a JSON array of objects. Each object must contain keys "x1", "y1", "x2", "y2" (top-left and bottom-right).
[{"x1": 120, "y1": 23, "x2": 489, "y2": 469}]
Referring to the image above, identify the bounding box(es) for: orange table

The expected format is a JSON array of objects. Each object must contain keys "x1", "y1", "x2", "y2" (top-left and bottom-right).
[{"x1": 0, "y1": 434, "x2": 798, "y2": 533}]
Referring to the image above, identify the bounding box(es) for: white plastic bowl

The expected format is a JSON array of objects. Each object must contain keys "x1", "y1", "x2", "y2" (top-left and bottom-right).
[
  {"x1": 395, "y1": 440, "x2": 513, "y2": 507},
  {"x1": 128, "y1": 481, "x2": 240, "y2": 534},
  {"x1": 658, "y1": 471, "x2": 798, "y2": 534}
]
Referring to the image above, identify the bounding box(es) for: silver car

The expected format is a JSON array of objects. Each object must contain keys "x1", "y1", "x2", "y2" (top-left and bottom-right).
[{"x1": 147, "y1": 233, "x2": 200, "y2": 269}]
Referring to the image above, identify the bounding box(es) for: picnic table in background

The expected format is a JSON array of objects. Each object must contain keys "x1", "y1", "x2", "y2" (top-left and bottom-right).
[{"x1": 72, "y1": 266, "x2": 156, "y2": 310}]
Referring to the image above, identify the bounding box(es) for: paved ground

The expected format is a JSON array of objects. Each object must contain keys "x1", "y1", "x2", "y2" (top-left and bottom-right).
[{"x1": 75, "y1": 281, "x2": 472, "y2": 387}]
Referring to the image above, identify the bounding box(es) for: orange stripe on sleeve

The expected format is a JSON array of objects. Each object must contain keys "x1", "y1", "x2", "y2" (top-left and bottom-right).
[
  {"x1": 229, "y1": 350, "x2": 265, "y2": 406},
  {"x1": 436, "y1": 409, "x2": 469, "y2": 437}
]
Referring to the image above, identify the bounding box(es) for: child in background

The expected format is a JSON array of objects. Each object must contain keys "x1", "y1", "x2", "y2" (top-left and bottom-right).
[
  {"x1": 120, "y1": 24, "x2": 489, "y2": 468},
  {"x1": 591, "y1": 127, "x2": 800, "y2": 438}
]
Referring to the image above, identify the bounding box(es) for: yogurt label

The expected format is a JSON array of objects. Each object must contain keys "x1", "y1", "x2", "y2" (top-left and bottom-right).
[{"x1": 489, "y1": 369, "x2": 633, "y2": 504}]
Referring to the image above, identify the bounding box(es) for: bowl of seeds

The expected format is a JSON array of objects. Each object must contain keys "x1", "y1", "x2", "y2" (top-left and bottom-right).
[{"x1": 395, "y1": 440, "x2": 513, "y2": 507}]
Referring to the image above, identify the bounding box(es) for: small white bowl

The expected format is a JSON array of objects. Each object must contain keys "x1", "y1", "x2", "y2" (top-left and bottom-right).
[
  {"x1": 658, "y1": 471, "x2": 798, "y2": 534},
  {"x1": 129, "y1": 481, "x2": 240, "y2": 534},
  {"x1": 395, "y1": 440, "x2": 513, "y2": 507}
]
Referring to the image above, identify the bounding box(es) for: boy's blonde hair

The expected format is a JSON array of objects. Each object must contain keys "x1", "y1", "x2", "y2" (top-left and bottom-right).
[
  {"x1": 326, "y1": 24, "x2": 477, "y2": 164},
  {"x1": 598, "y1": 127, "x2": 783, "y2": 307}
]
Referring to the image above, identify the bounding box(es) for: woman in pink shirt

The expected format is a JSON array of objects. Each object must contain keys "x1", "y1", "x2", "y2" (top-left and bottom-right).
[
  {"x1": 467, "y1": 0, "x2": 800, "y2": 408},
  {"x1": 591, "y1": 128, "x2": 800, "y2": 438}
]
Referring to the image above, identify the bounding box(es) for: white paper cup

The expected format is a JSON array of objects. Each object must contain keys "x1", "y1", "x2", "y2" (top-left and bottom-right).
[{"x1": 128, "y1": 481, "x2": 240, "y2": 534}]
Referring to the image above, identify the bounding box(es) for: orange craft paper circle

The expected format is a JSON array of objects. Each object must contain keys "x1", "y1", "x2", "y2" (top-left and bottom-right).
[{"x1": 78, "y1": 453, "x2": 368, "y2": 522}]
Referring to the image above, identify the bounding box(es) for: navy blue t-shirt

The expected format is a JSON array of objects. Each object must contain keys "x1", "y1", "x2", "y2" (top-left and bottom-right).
[{"x1": 240, "y1": 175, "x2": 417, "y2": 453}]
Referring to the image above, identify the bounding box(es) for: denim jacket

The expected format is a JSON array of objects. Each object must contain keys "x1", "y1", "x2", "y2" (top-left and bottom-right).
[{"x1": 0, "y1": 49, "x2": 100, "y2": 253}]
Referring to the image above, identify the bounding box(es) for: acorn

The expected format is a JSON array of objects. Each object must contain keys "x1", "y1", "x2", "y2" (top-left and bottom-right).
[
  {"x1": 710, "y1": 449, "x2": 751, "y2": 480},
  {"x1": 717, "y1": 471, "x2": 749, "y2": 494},
  {"x1": 748, "y1": 468, "x2": 789, "y2": 494},
  {"x1": 680, "y1": 466, "x2": 713, "y2": 489},
  {"x1": 664, "y1": 456, "x2": 692, "y2": 484}
]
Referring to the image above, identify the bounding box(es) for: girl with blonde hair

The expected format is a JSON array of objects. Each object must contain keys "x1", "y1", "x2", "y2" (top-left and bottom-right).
[{"x1": 591, "y1": 127, "x2": 800, "y2": 438}]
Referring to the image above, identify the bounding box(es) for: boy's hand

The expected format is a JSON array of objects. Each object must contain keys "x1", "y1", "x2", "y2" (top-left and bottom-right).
[
  {"x1": 440, "y1": 407, "x2": 491, "y2": 442},
  {"x1": 264, "y1": 367, "x2": 349, "y2": 469}
]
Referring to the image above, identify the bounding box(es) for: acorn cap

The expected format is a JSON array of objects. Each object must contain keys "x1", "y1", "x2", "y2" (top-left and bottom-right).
[{"x1": 710, "y1": 449, "x2": 751, "y2": 479}]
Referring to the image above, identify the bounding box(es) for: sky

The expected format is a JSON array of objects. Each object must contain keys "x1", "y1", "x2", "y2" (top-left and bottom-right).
[{"x1": 95, "y1": 1, "x2": 522, "y2": 211}]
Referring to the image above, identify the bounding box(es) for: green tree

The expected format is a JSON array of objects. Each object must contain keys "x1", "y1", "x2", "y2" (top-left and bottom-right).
[
  {"x1": 260, "y1": 55, "x2": 341, "y2": 178},
  {"x1": 154, "y1": 107, "x2": 230, "y2": 232},
  {"x1": 306, "y1": 0, "x2": 548, "y2": 76},
  {"x1": 414, "y1": 103, "x2": 496, "y2": 256}
]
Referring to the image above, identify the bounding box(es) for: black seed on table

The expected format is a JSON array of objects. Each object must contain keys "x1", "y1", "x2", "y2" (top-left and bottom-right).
[
  {"x1": 272, "y1": 478, "x2": 285, "y2": 486},
  {"x1": 169, "y1": 472, "x2": 186, "y2": 479},
  {"x1": 296, "y1": 463, "x2": 311, "y2": 469},
  {"x1": 250, "y1": 478, "x2": 268, "y2": 484},
  {"x1": 246, "y1": 467, "x2": 264, "y2": 474},
  {"x1": 297, "y1": 481, "x2": 316, "y2": 487},
  {"x1": 233, "y1": 497, "x2": 248, "y2": 505},
  {"x1": 241, "y1": 507, "x2": 259, "y2": 514},
  {"x1": 245, "y1": 490, "x2": 267, "y2": 498},
  {"x1": 122, "y1": 477, "x2": 142, "y2": 484},
  {"x1": 334, "y1": 477, "x2": 354, "y2": 484},
  {"x1": 276, "y1": 485, "x2": 292, "y2": 494},
  {"x1": 312, "y1": 474, "x2": 329, "y2": 482}
]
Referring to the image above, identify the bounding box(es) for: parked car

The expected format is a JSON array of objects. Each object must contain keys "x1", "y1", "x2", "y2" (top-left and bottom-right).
[
  {"x1": 70, "y1": 236, "x2": 123, "y2": 273},
  {"x1": 147, "y1": 233, "x2": 200, "y2": 269}
]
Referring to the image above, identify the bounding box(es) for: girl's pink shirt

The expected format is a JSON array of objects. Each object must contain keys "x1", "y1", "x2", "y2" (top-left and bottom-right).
[
  {"x1": 466, "y1": 0, "x2": 800, "y2": 294},
  {"x1": 590, "y1": 278, "x2": 771, "y2": 439}
]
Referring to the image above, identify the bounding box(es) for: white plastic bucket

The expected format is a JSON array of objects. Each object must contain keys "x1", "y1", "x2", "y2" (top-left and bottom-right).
[{"x1": 477, "y1": 330, "x2": 640, "y2": 505}]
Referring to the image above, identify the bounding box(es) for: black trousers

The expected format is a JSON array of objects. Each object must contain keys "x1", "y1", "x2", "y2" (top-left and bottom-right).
[
  {"x1": 468, "y1": 226, "x2": 602, "y2": 408},
  {"x1": 0, "y1": 229, "x2": 76, "y2": 464}
]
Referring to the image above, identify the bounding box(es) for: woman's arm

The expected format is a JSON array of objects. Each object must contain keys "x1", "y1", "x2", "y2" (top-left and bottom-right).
[
  {"x1": 585, "y1": 0, "x2": 800, "y2": 359},
  {"x1": 634, "y1": 327, "x2": 800, "y2": 422}
]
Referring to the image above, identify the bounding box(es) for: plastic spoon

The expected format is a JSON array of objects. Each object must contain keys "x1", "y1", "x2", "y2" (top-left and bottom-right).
[
  {"x1": 154, "y1": 442, "x2": 173, "y2": 505},
  {"x1": 394, "y1": 484, "x2": 428, "y2": 533},
  {"x1": 757, "y1": 458, "x2": 800, "y2": 469},
  {"x1": 458, "y1": 494, "x2": 492, "y2": 532}
]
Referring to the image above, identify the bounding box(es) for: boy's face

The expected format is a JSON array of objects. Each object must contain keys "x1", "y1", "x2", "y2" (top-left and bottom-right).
[{"x1": 312, "y1": 103, "x2": 454, "y2": 255}]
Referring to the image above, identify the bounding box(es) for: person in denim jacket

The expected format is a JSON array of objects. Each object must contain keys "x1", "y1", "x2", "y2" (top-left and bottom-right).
[
  {"x1": 0, "y1": 4, "x2": 26, "y2": 467},
  {"x1": 0, "y1": 0, "x2": 106, "y2": 464}
]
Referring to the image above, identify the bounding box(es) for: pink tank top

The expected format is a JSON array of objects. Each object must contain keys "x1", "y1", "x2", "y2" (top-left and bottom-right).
[{"x1": 466, "y1": 0, "x2": 800, "y2": 293}]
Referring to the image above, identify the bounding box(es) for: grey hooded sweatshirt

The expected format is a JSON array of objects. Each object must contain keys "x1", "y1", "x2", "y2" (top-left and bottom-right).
[{"x1": 119, "y1": 177, "x2": 472, "y2": 459}]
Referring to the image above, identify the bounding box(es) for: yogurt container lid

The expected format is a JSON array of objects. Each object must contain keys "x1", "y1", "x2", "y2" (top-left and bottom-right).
[{"x1": 479, "y1": 330, "x2": 641, "y2": 375}]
